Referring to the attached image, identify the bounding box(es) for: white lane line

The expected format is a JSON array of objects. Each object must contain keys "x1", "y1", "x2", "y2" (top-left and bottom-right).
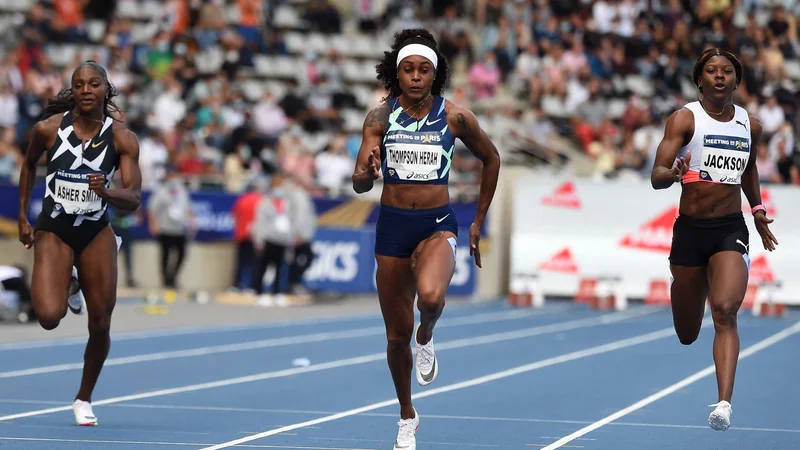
[
  {"x1": 5, "y1": 403, "x2": 797, "y2": 435},
  {"x1": 0, "y1": 437, "x2": 378, "y2": 449},
  {"x1": 0, "y1": 308, "x2": 653, "y2": 423},
  {"x1": 304, "y1": 436, "x2": 500, "y2": 447},
  {"x1": 100, "y1": 407, "x2": 800, "y2": 434},
  {"x1": 540, "y1": 320, "x2": 800, "y2": 449},
  {"x1": 0, "y1": 297, "x2": 515, "y2": 351},
  {"x1": 200, "y1": 322, "x2": 698, "y2": 450},
  {"x1": 0, "y1": 306, "x2": 571, "y2": 379}
]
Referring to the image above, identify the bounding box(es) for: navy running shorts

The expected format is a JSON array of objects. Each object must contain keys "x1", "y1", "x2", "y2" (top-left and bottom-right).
[
  {"x1": 375, "y1": 204, "x2": 458, "y2": 258},
  {"x1": 669, "y1": 212, "x2": 750, "y2": 268}
]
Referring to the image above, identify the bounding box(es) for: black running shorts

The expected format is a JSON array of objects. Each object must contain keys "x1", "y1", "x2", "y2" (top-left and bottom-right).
[{"x1": 669, "y1": 212, "x2": 749, "y2": 267}]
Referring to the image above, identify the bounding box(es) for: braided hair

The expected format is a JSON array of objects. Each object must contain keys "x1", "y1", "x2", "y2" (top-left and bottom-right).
[
  {"x1": 41, "y1": 60, "x2": 122, "y2": 120},
  {"x1": 375, "y1": 28, "x2": 449, "y2": 100}
]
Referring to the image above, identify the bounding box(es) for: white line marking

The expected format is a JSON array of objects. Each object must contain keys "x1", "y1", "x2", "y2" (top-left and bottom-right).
[
  {"x1": 305, "y1": 436, "x2": 500, "y2": 447},
  {"x1": 0, "y1": 306, "x2": 569, "y2": 378},
  {"x1": 0, "y1": 437, "x2": 377, "y2": 449},
  {"x1": 540, "y1": 320, "x2": 800, "y2": 449},
  {"x1": 0, "y1": 297, "x2": 514, "y2": 351},
  {"x1": 0, "y1": 308, "x2": 652, "y2": 423},
  {"x1": 200, "y1": 322, "x2": 699, "y2": 450},
  {"x1": 6, "y1": 403, "x2": 797, "y2": 435},
  {"x1": 541, "y1": 437, "x2": 595, "y2": 441}
]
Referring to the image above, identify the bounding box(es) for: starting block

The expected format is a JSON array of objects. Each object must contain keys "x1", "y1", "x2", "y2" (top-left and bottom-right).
[
  {"x1": 587, "y1": 275, "x2": 627, "y2": 311},
  {"x1": 750, "y1": 281, "x2": 786, "y2": 317},
  {"x1": 645, "y1": 278, "x2": 671, "y2": 306},
  {"x1": 575, "y1": 275, "x2": 626, "y2": 311},
  {"x1": 575, "y1": 278, "x2": 598, "y2": 304},
  {"x1": 140, "y1": 290, "x2": 171, "y2": 316},
  {"x1": 508, "y1": 272, "x2": 544, "y2": 308}
]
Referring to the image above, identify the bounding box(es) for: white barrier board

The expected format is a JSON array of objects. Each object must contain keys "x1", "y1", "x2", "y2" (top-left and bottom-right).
[{"x1": 510, "y1": 176, "x2": 799, "y2": 304}]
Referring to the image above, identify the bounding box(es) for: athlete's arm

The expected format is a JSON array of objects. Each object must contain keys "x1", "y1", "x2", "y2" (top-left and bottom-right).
[
  {"x1": 650, "y1": 108, "x2": 693, "y2": 190},
  {"x1": 740, "y1": 115, "x2": 764, "y2": 209},
  {"x1": 90, "y1": 124, "x2": 142, "y2": 211},
  {"x1": 352, "y1": 104, "x2": 388, "y2": 194},
  {"x1": 18, "y1": 121, "x2": 50, "y2": 223},
  {"x1": 17, "y1": 120, "x2": 53, "y2": 248},
  {"x1": 447, "y1": 105, "x2": 500, "y2": 227},
  {"x1": 447, "y1": 104, "x2": 501, "y2": 268},
  {"x1": 741, "y1": 115, "x2": 778, "y2": 250}
]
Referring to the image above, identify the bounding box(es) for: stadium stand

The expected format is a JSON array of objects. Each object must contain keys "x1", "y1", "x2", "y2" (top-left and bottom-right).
[{"x1": 0, "y1": 0, "x2": 798, "y2": 193}]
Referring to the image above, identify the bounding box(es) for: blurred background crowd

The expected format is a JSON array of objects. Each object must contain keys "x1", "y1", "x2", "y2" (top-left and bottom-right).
[{"x1": 0, "y1": 0, "x2": 798, "y2": 291}]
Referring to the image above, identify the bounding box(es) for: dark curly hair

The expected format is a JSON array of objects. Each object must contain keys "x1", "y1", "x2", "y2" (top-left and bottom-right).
[
  {"x1": 692, "y1": 48, "x2": 743, "y2": 92},
  {"x1": 375, "y1": 28, "x2": 449, "y2": 100},
  {"x1": 42, "y1": 60, "x2": 122, "y2": 120}
]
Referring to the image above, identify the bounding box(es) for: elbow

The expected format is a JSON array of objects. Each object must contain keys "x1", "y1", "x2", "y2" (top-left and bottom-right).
[
  {"x1": 650, "y1": 170, "x2": 667, "y2": 190},
  {"x1": 351, "y1": 176, "x2": 370, "y2": 194}
]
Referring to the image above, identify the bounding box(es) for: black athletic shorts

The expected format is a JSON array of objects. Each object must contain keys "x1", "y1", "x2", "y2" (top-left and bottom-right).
[
  {"x1": 34, "y1": 211, "x2": 110, "y2": 255},
  {"x1": 669, "y1": 212, "x2": 750, "y2": 268}
]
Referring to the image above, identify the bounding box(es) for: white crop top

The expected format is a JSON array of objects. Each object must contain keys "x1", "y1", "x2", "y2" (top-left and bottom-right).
[{"x1": 678, "y1": 101, "x2": 752, "y2": 185}]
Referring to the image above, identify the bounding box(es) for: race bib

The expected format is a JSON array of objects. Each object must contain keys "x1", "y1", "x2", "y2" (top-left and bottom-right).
[
  {"x1": 385, "y1": 142, "x2": 442, "y2": 181},
  {"x1": 700, "y1": 134, "x2": 750, "y2": 184},
  {"x1": 54, "y1": 169, "x2": 103, "y2": 215}
]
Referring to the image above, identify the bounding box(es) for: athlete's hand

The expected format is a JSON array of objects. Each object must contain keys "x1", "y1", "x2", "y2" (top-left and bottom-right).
[
  {"x1": 366, "y1": 146, "x2": 381, "y2": 180},
  {"x1": 18, "y1": 219, "x2": 34, "y2": 249},
  {"x1": 754, "y1": 212, "x2": 778, "y2": 251},
  {"x1": 672, "y1": 150, "x2": 691, "y2": 182},
  {"x1": 88, "y1": 173, "x2": 109, "y2": 198},
  {"x1": 469, "y1": 221, "x2": 482, "y2": 268}
]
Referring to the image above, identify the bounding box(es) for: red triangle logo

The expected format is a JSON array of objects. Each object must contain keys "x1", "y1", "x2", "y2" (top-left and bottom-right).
[
  {"x1": 619, "y1": 206, "x2": 678, "y2": 253},
  {"x1": 538, "y1": 247, "x2": 579, "y2": 274},
  {"x1": 541, "y1": 181, "x2": 581, "y2": 209},
  {"x1": 749, "y1": 254, "x2": 775, "y2": 283},
  {"x1": 742, "y1": 187, "x2": 777, "y2": 217}
]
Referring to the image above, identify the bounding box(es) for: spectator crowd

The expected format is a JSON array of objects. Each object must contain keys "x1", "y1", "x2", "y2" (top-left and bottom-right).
[{"x1": 0, "y1": 0, "x2": 798, "y2": 191}]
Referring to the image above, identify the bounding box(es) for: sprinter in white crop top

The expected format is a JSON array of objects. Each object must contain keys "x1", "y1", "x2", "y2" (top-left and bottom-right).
[{"x1": 649, "y1": 48, "x2": 779, "y2": 433}]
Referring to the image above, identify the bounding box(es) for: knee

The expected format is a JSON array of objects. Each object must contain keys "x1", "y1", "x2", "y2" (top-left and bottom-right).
[
  {"x1": 677, "y1": 333, "x2": 698, "y2": 346},
  {"x1": 417, "y1": 286, "x2": 446, "y2": 314},
  {"x1": 711, "y1": 302, "x2": 739, "y2": 328},
  {"x1": 38, "y1": 316, "x2": 61, "y2": 331},
  {"x1": 36, "y1": 306, "x2": 65, "y2": 330},
  {"x1": 386, "y1": 324, "x2": 413, "y2": 351},
  {"x1": 87, "y1": 314, "x2": 111, "y2": 335}
]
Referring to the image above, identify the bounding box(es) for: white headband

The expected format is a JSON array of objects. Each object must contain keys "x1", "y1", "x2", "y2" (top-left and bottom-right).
[{"x1": 396, "y1": 43, "x2": 438, "y2": 69}]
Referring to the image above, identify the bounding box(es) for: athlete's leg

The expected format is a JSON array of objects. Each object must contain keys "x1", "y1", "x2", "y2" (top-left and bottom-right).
[
  {"x1": 410, "y1": 230, "x2": 456, "y2": 387},
  {"x1": 31, "y1": 231, "x2": 75, "y2": 330},
  {"x1": 74, "y1": 225, "x2": 118, "y2": 403},
  {"x1": 411, "y1": 231, "x2": 456, "y2": 346},
  {"x1": 669, "y1": 264, "x2": 708, "y2": 345},
  {"x1": 376, "y1": 255, "x2": 417, "y2": 420},
  {"x1": 707, "y1": 251, "x2": 749, "y2": 403}
]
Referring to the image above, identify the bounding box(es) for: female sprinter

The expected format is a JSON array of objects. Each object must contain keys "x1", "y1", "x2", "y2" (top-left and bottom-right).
[
  {"x1": 352, "y1": 29, "x2": 500, "y2": 450},
  {"x1": 17, "y1": 61, "x2": 142, "y2": 426},
  {"x1": 650, "y1": 48, "x2": 778, "y2": 431}
]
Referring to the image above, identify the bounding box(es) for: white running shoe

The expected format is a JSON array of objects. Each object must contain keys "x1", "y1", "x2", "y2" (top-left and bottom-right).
[
  {"x1": 414, "y1": 323, "x2": 438, "y2": 386},
  {"x1": 73, "y1": 399, "x2": 98, "y2": 426},
  {"x1": 67, "y1": 267, "x2": 85, "y2": 316},
  {"x1": 393, "y1": 408, "x2": 418, "y2": 450},
  {"x1": 708, "y1": 400, "x2": 732, "y2": 431}
]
